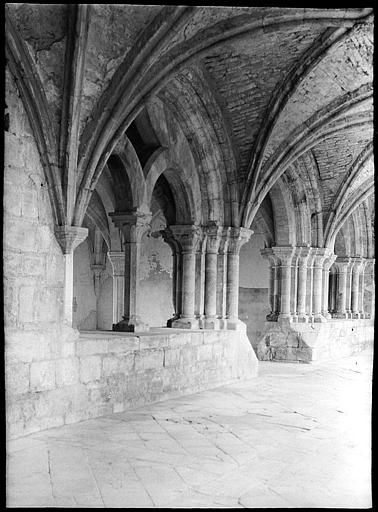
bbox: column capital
[107,251,125,276]
[90,263,106,277]
[109,211,151,243]
[167,224,203,253]
[218,227,230,254]
[297,246,312,266]
[271,245,295,265]
[205,225,223,254]
[261,247,279,266]
[364,258,375,275]
[351,257,364,273]
[227,227,253,254]
[313,247,332,268]
[55,225,88,254]
[323,252,337,270]
[334,256,352,272]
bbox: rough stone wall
[4,68,77,438]
[7,329,258,440]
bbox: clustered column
[261,246,334,323]
[162,224,252,330]
[331,256,374,320]
[109,211,151,332]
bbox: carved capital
[168,224,203,253]
[297,246,312,267]
[55,225,88,254]
[205,225,223,254]
[227,227,253,254]
[334,256,352,273]
[313,247,332,268]
[271,246,295,266]
[107,251,125,276]
[109,211,151,244]
[218,227,230,254]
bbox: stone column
[345,258,355,318]
[91,263,106,329]
[271,246,295,322]
[203,225,222,329]
[364,258,375,319]
[312,248,329,322]
[306,249,316,322]
[328,266,337,316]
[55,225,88,325]
[351,258,363,318]
[334,257,351,318]
[107,251,125,328]
[260,248,280,322]
[358,259,367,318]
[169,225,203,329]
[216,228,230,329]
[195,231,207,328]
[322,253,336,320]
[161,229,182,326]
[297,247,311,323]
[109,211,151,332]
[290,248,300,322]
[226,227,253,330]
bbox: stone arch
[144,148,201,225]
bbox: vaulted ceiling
[5,5,374,256]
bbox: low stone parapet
[6,328,258,439]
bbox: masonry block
[79,355,102,383]
[55,358,80,387]
[6,362,30,395]
[18,286,35,322]
[30,360,56,391]
[135,349,164,371]
[77,339,108,357]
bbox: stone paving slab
[6,348,372,508]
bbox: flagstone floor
[7,348,373,508]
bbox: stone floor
[7,348,373,508]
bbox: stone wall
[238,235,270,352]
[7,329,258,439]
[257,319,374,363]
[239,288,270,352]
[4,68,78,439]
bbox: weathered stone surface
[30,361,56,391]
[79,356,102,384]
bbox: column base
[297,314,309,323]
[203,316,220,330]
[352,312,361,319]
[171,317,200,329]
[166,315,179,327]
[113,317,150,332]
[266,312,279,322]
[313,314,327,323]
[333,312,348,319]
[322,311,332,320]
